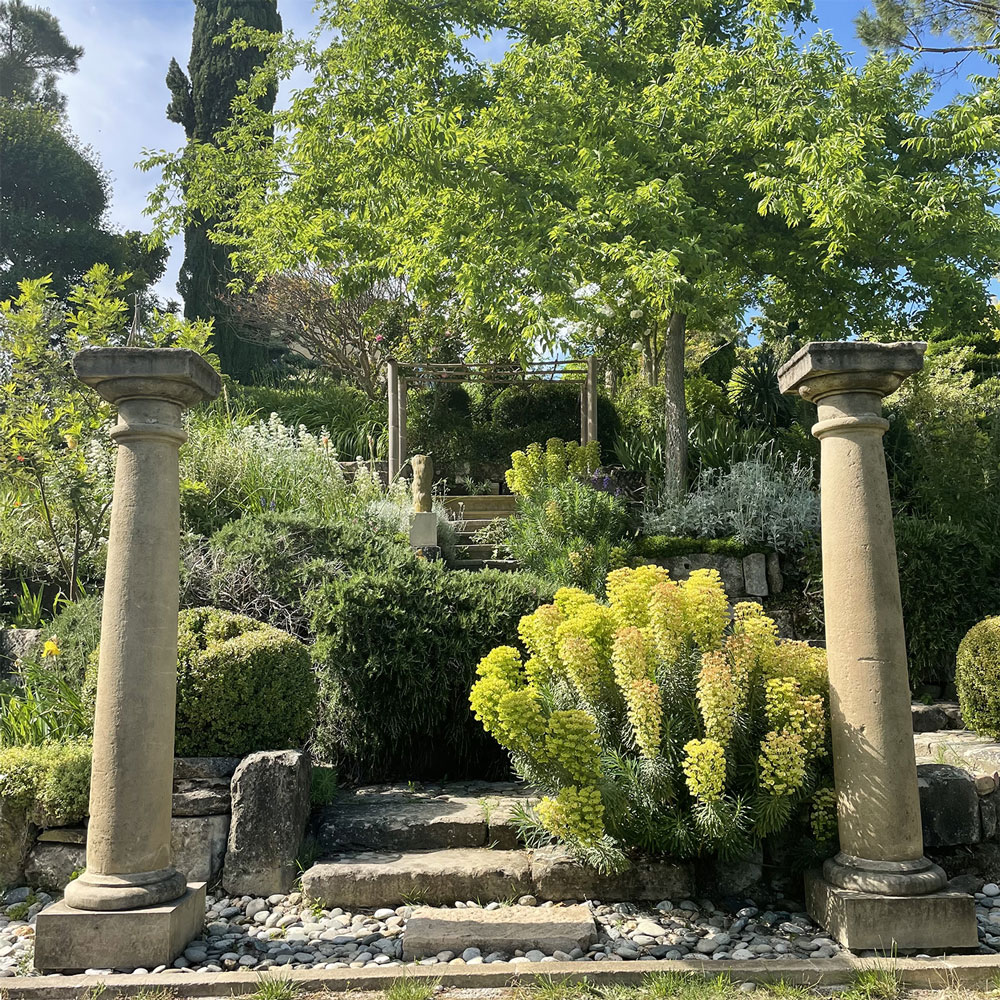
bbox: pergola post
[397,375,408,476]
[586,356,598,446]
[580,381,588,447]
[387,358,399,481]
[778,341,976,952]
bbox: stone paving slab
[402,904,597,959]
[914,731,1000,774]
[6,956,1000,998]
[313,784,537,853]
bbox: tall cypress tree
[166,0,280,381]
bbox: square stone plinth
[805,871,977,952]
[33,882,206,972]
[410,511,438,548]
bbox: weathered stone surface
[0,628,41,672]
[657,554,746,600]
[915,731,1000,773]
[765,552,783,594]
[911,703,949,733]
[36,826,86,844]
[172,784,231,817]
[531,846,694,902]
[0,799,35,887]
[700,846,763,896]
[402,904,596,959]
[34,882,206,972]
[918,763,981,848]
[223,750,311,896]
[302,849,534,908]
[24,842,85,890]
[173,757,241,781]
[982,791,1000,841]
[171,814,229,883]
[805,871,977,951]
[742,553,768,597]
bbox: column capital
[73,348,221,409]
[778,341,926,404]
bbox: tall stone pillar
[35,348,220,972]
[387,358,400,481]
[779,341,976,952]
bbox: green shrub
[83,607,316,757]
[0,658,90,746]
[173,608,316,757]
[470,566,833,865]
[957,617,1000,738]
[45,594,103,685]
[635,535,765,558]
[307,558,554,782]
[895,516,1000,687]
[0,741,91,825]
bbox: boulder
[657,554,746,600]
[0,799,35,887]
[402,904,596,959]
[23,842,85,891]
[530,846,694,902]
[742,553,768,598]
[222,750,311,896]
[172,814,230,882]
[172,783,231,817]
[173,757,242,781]
[918,763,981,847]
[911,703,949,733]
[0,628,41,676]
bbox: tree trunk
[662,310,688,498]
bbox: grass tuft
[384,975,441,1000]
[251,974,303,1000]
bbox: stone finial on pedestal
[34,348,220,972]
[410,454,439,553]
[778,341,977,952]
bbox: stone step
[457,543,510,559]
[312,783,535,854]
[445,495,517,512]
[302,846,694,909]
[453,559,520,572]
[911,701,963,733]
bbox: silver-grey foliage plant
[643,457,819,553]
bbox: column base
[64,866,187,911]
[805,870,978,952]
[33,882,206,972]
[824,851,947,896]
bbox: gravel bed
[2,877,996,976]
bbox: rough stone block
[0,628,41,673]
[0,799,35,887]
[659,554,746,600]
[805,871,977,951]
[173,757,241,781]
[223,750,311,896]
[765,552,783,594]
[302,849,533,908]
[983,792,1000,841]
[33,882,206,972]
[530,846,694,902]
[37,826,86,844]
[911,703,949,733]
[402,904,597,959]
[24,842,85,891]
[172,784,231,817]
[918,763,981,847]
[171,814,229,883]
[742,553,768,597]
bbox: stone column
[779,341,976,952]
[586,357,598,446]
[35,348,220,972]
[397,375,408,474]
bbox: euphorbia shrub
[470,565,834,866]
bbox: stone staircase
[300,781,694,908]
[444,495,519,571]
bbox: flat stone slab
[915,730,1000,774]
[531,846,695,902]
[402,904,597,959]
[313,782,536,852]
[302,849,534,907]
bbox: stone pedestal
[410,511,439,548]
[779,341,976,951]
[34,348,219,971]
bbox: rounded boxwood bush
[957,616,1000,739]
[174,608,316,756]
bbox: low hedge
[634,535,769,559]
[0,741,91,825]
[957,617,1000,739]
[307,557,555,782]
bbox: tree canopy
[144,0,1000,493]
[857,0,1000,56]
[0,0,82,112]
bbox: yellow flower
[496,688,547,755]
[811,787,839,845]
[758,730,807,797]
[682,738,727,802]
[697,649,746,748]
[536,785,605,846]
[545,709,603,784]
[626,677,662,759]
[41,637,61,658]
[606,565,670,632]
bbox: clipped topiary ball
[175,607,316,757]
[956,616,1000,739]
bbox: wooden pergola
[386,357,600,480]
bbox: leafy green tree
[145,0,1000,496]
[0,267,216,598]
[164,0,282,382]
[1,101,168,300]
[0,0,82,112]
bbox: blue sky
[43,0,994,305]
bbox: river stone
[223,750,311,895]
[402,904,597,959]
